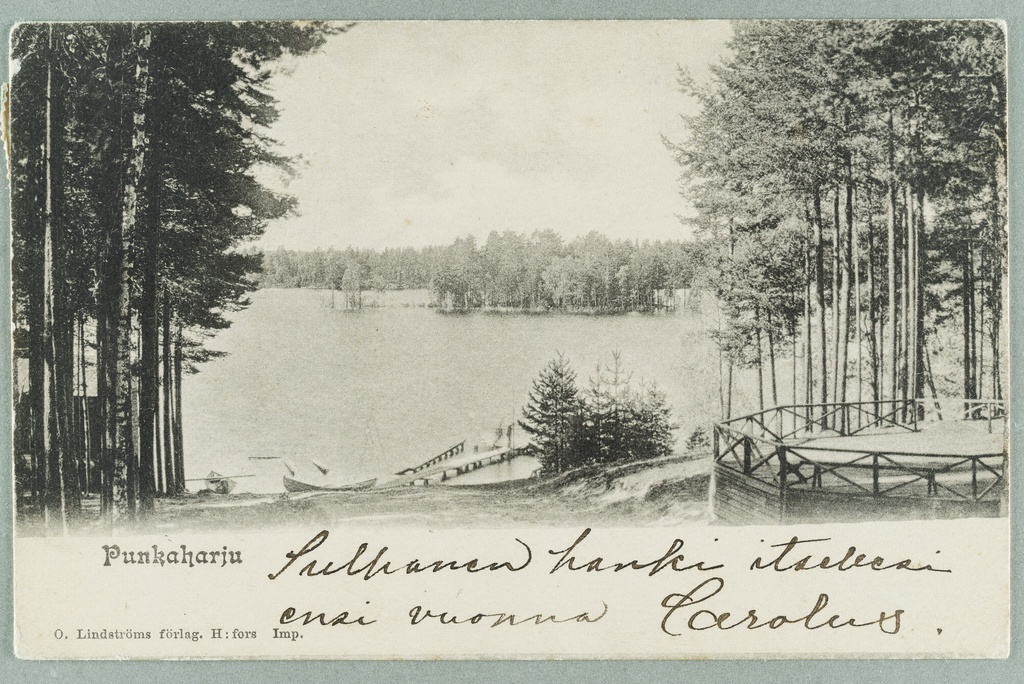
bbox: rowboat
[282,475,376,493]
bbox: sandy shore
[17,454,712,536]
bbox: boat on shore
[282,475,377,493]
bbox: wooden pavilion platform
[711,398,1008,525]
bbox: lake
[181,288,729,493]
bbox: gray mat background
[1,1,1020,681]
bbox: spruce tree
[519,354,583,473]
[521,354,677,473]
[625,384,676,460]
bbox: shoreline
[14,454,712,537]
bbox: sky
[255,21,734,251]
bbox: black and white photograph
[6,19,1011,659]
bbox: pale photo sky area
[256,21,734,251]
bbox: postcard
[6,19,1009,659]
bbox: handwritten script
[264,528,950,637]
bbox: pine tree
[671,20,1007,420]
[518,354,584,474]
[10,21,340,527]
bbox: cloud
[258,21,733,250]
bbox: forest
[256,233,700,313]
[668,20,1007,421]
[10,22,339,530]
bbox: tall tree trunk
[162,294,176,493]
[113,25,153,521]
[766,308,778,407]
[95,27,128,522]
[173,323,185,491]
[977,245,985,399]
[803,223,813,412]
[922,333,942,411]
[791,334,798,436]
[900,185,912,410]
[96,289,109,516]
[913,189,926,404]
[988,235,1003,400]
[129,328,140,509]
[867,205,879,406]
[77,315,91,496]
[138,60,163,512]
[886,110,898,404]
[138,181,159,512]
[854,211,863,407]
[989,145,1007,400]
[55,310,77,517]
[962,238,975,400]
[813,188,828,421]
[27,156,47,514]
[755,305,765,413]
[74,319,83,494]
[717,335,725,420]
[154,385,164,496]
[831,189,841,405]
[725,360,733,421]
[837,157,854,417]
[43,25,69,533]
[802,233,811,428]
[907,185,918,403]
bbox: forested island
[255,233,699,313]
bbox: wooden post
[743,437,751,474]
[972,458,978,500]
[872,453,880,497]
[778,445,788,524]
[778,446,788,488]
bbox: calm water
[182,288,724,492]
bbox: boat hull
[282,476,376,493]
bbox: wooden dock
[712,398,1008,525]
[383,443,533,487]
[394,441,466,476]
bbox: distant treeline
[256,230,700,312]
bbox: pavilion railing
[713,398,1007,504]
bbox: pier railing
[713,398,1007,505]
[395,441,466,476]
